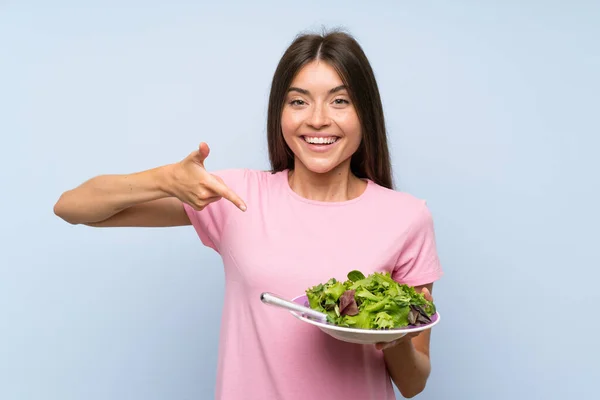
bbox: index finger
[209,177,247,211]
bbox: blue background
[1,1,598,399]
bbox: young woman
[54,30,443,400]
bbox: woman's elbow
[399,384,426,399]
[53,193,78,224]
[395,378,428,399]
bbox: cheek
[337,113,362,140]
[281,110,299,138]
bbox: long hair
[266,29,394,189]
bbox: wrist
[154,164,177,197]
[383,336,414,356]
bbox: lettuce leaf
[305,270,436,330]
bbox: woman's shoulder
[367,181,427,210]
[209,168,284,191]
[365,181,435,229]
[210,167,282,180]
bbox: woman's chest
[219,208,404,297]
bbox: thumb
[421,287,433,301]
[195,142,210,165]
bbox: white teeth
[304,136,338,144]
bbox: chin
[305,165,336,175]
[297,157,346,175]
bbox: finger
[375,340,397,351]
[212,174,225,184]
[420,287,432,301]
[208,178,247,211]
[202,195,222,205]
[188,196,221,211]
[196,142,210,165]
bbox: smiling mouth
[302,136,340,145]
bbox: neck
[287,160,367,202]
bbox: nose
[307,104,331,129]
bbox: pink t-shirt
[183,169,443,400]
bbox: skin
[53,143,245,227]
[280,60,434,398]
[378,285,434,398]
[281,60,367,202]
[53,60,433,398]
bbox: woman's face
[281,61,362,175]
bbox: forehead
[290,60,344,89]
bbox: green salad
[305,270,436,330]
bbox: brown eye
[290,99,306,106]
[333,98,350,105]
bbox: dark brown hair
[267,29,394,189]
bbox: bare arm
[383,283,434,398]
[53,143,246,227]
[53,166,188,226]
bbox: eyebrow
[287,85,347,95]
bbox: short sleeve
[182,168,248,253]
[392,202,444,287]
